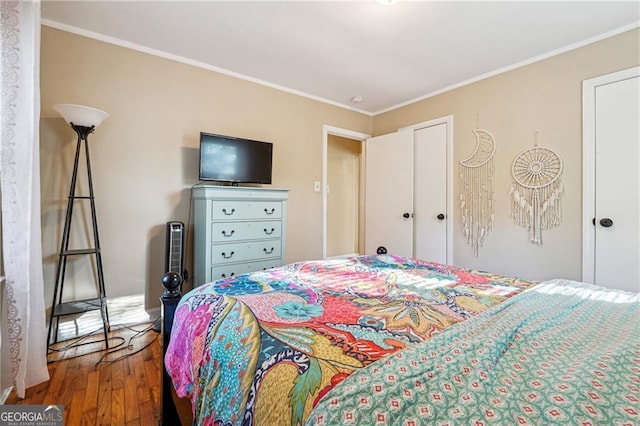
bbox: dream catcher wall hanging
[460,128,496,257]
[509,133,564,244]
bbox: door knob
[599,218,613,228]
[403,212,410,219]
[437,213,445,220]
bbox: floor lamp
[47,104,111,352]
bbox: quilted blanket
[306,279,640,425]
[165,254,534,425]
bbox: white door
[414,124,448,263]
[364,129,414,257]
[583,67,640,292]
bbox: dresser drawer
[211,259,282,281]
[212,240,282,265]
[211,221,282,243]
[211,201,282,221]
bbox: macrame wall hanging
[509,132,564,244]
[460,123,496,257]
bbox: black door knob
[437,213,445,220]
[402,212,410,219]
[599,218,613,228]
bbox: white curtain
[0,0,49,397]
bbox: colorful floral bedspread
[306,279,640,425]
[165,254,535,425]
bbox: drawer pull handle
[264,228,275,235]
[264,208,276,215]
[263,247,275,254]
[222,208,235,215]
[222,230,235,237]
[221,251,235,259]
[221,272,235,278]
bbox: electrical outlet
[314,181,321,192]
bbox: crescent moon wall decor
[508,141,564,244]
[459,129,496,256]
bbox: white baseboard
[146,306,160,320]
[0,386,13,404]
[327,253,359,259]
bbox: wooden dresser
[193,185,289,286]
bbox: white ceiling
[41,1,639,115]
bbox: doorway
[327,135,363,257]
[322,126,370,259]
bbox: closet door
[593,73,639,290]
[364,129,413,257]
[413,123,448,263]
[583,67,639,292]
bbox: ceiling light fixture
[350,96,364,104]
[376,0,398,5]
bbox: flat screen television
[199,132,273,184]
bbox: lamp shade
[53,104,109,128]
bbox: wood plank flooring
[5,323,162,426]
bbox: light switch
[314,181,321,192]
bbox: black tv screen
[199,132,273,184]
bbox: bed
[162,254,639,425]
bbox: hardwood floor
[6,323,162,426]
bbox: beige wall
[373,28,640,281]
[40,27,372,309]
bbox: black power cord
[47,319,161,365]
